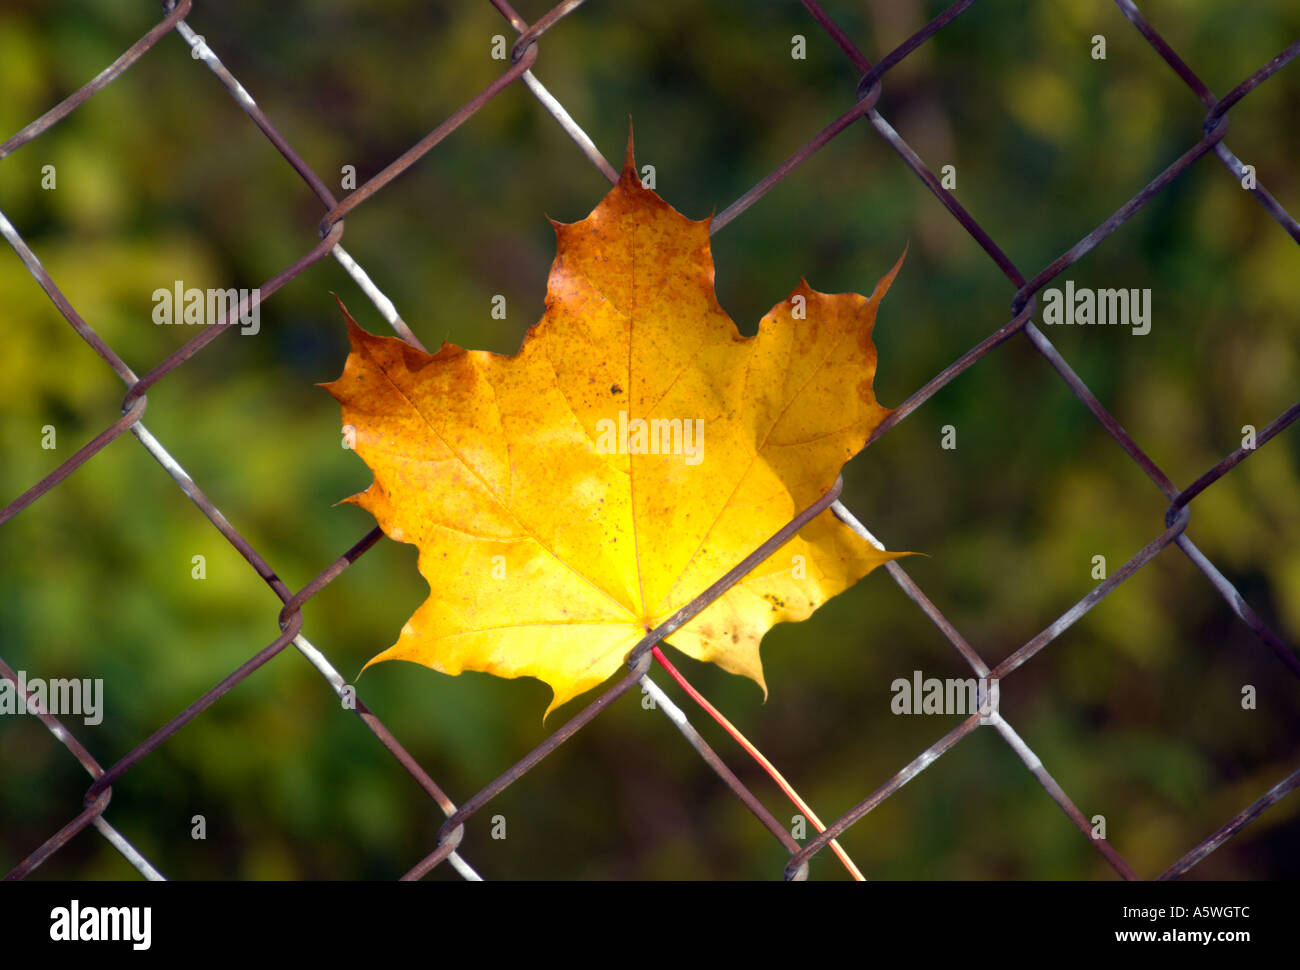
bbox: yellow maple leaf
[323,142,907,717]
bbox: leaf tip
[330,291,354,323]
[873,246,908,301]
[619,119,639,186]
[334,491,366,510]
[541,690,570,725]
[854,247,908,335]
[331,295,373,348]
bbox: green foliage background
[1,0,1298,880]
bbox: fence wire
[2,0,1298,881]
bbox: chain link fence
[2,0,1297,881]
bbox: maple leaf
[323,140,907,717]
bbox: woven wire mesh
[1,0,1297,881]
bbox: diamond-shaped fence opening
[1,0,1297,881]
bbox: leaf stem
[650,645,865,880]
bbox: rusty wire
[1,0,1298,882]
